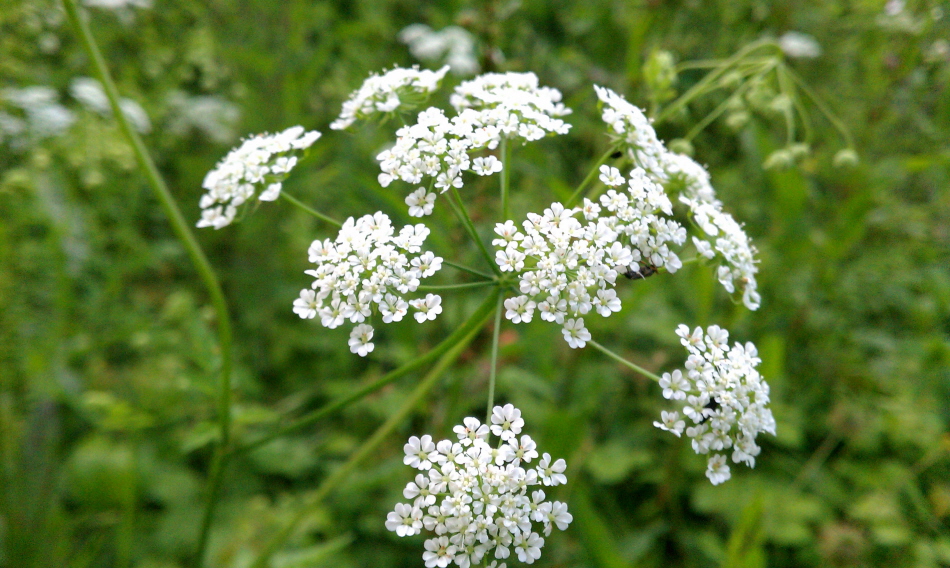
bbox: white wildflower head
[196,126,320,229]
[399,24,480,76]
[655,324,776,485]
[330,65,451,131]
[492,167,687,347]
[295,212,444,356]
[594,85,761,310]
[389,407,572,566]
[377,71,572,216]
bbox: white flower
[292,289,319,319]
[331,65,450,130]
[598,164,624,186]
[779,31,822,59]
[298,212,444,353]
[386,503,423,536]
[706,454,731,485]
[561,318,590,349]
[490,404,525,441]
[411,293,443,322]
[197,126,320,229]
[656,324,775,484]
[377,72,571,215]
[504,296,536,324]
[404,435,437,470]
[390,407,570,566]
[537,453,567,486]
[347,324,375,357]
[406,187,437,217]
[472,155,503,175]
[653,410,685,437]
[399,24,480,76]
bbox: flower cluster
[653,325,776,485]
[196,126,320,229]
[294,212,444,356]
[493,166,686,348]
[595,86,760,309]
[377,72,572,216]
[387,405,572,567]
[330,65,451,131]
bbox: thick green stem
[233,289,500,456]
[61,3,234,566]
[249,308,489,568]
[484,294,505,422]
[280,191,342,227]
[588,339,662,383]
[565,147,616,209]
[500,138,511,219]
[447,187,502,276]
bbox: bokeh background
[2,0,949,567]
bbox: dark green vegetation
[1,0,949,567]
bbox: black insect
[610,150,623,159]
[624,264,658,280]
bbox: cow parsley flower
[388,407,572,566]
[377,72,572,215]
[330,65,451,131]
[296,212,444,356]
[492,169,686,348]
[594,86,761,310]
[654,324,776,485]
[197,126,321,229]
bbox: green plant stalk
[249,305,490,568]
[280,191,342,227]
[500,137,511,219]
[565,147,616,209]
[60,3,234,566]
[588,339,662,383]
[447,187,502,276]
[442,260,495,280]
[416,280,497,291]
[233,289,501,456]
[484,294,505,422]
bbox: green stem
[447,187,502,276]
[588,339,662,383]
[280,191,342,227]
[500,137,511,219]
[248,309,488,568]
[655,40,782,125]
[565,147,616,209]
[442,260,495,280]
[416,281,496,291]
[783,65,855,148]
[61,3,234,566]
[484,294,505,422]
[682,65,768,143]
[232,289,500,456]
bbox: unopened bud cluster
[387,405,572,567]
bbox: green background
[1,0,948,567]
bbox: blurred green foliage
[1,0,949,567]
